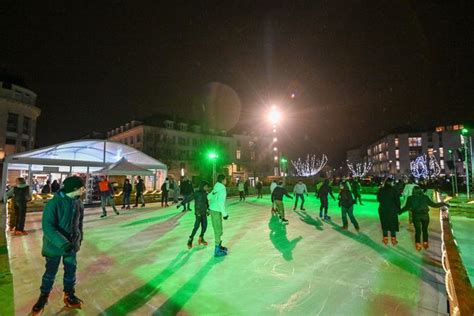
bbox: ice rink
[8,193,447,315]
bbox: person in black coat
[51,180,60,193]
[317,179,335,220]
[256,181,263,198]
[400,186,448,251]
[122,178,132,209]
[5,177,31,235]
[180,176,194,211]
[177,181,210,248]
[338,182,359,231]
[376,178,401,246]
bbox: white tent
[93,158,154,176]
[1,139,167,198]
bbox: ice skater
[317,179,335,220]
[238,180,245,201]
[256,180,263,198]
[161,177,169,207]
[293,179,308,211]
[177,181,210,248]
[401,177,417,224]
[272,181,293,224]
[31,176,85,315]
[122,178,132,209]
[134,177,146,207]
[98,176,119,217]
[377,178,401,245]
[180,176,194,211]
[399,186,448,251]
[270,180,278,215]
[338,182,359,231]
[5,177,31,235]
[208,174,229,257]
[351,178,363,205]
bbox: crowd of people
[1,173,448,315]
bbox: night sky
[1,1,473,164]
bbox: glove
[223,215,229,220]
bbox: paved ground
[7,193,447,315]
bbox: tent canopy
[93,158,154,176]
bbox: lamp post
[268,105,282,176]
[208,152,218,184]
[448,149,458,196]
[461,128,470,199]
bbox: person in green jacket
[399,186,448,251]
[31,176,86,315]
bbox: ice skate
[31,293,49,315]
[63,292,83,309]
[100,213,107,218]
[214,245,227,257]
[187,238,193,249]
[198,236,208,246]
[281,218,289,224]
[423,242,429,249]
[415,243,422,251]
[324,215,331,221]
[382,237,389,245]
[219,241,228,252]
[391,237,398,246]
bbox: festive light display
[347,161,373,177]
[410,154,441,178]
[291,154,328,176]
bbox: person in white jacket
[270,180,278,215]
[293,179,308,211]
[208,174,229,257]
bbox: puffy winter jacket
[208,181,227,216]
[42,190,84,257]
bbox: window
[440,159,445,169]
[435,126,445,132]
[21,140,28,148]
[439,147,444,158]
[385,151,389,160]
[7,113,18,132]
[250,151,256,160]
[394,138,399,147]
[23,117,31,134]
[395,149,399,159]
[408,137,422,147]
[5,138,16,145]
[461,135,465,145]
[236,150,241,160]
[396,161,400,171]
[409,149,422,157]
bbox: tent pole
[153,169,157,190]
[103,140,106,164]
[85,166,90,204]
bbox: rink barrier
[436,191,473,315]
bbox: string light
[291,154,328,176]
[410,154,441,178]
[347,161,373,177]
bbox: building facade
[364,124,472,177]
[0,77,41,160]
[107,119,273,182]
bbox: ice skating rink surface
[8,193,447,315]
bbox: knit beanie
[63,176,84,193]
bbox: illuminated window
[408,137,422,147]
[453,125,459,131]
[461,135,465,145]
[435,126,445,132]
[440,159,445,169]
[439,147,444,158]
[395,149,399,159]
[236,150,241,160]
[250,151,256,160]
[368,149,371,155]
[395,138,399,147]
[385,151,389,160]
[396,161,400,170]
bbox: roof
[93,158,154,176]
[4,139,167,170]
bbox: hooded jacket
[401,187,444,216]
[42,190,84,257]
[181,182,209,216]
[208,181,227,216]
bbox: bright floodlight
[208,152,218,159]
[268,105,282,124]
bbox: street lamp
[208,152,218,184]
[268,105,283,176]
[460,127,472,198]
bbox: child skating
[317,179,335,220]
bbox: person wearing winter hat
[31,176,85,315]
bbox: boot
[342,225,348,230]
[382,237,389,245]
[415,243,422,251]
[324,215,331,221]
[214,245,227,257]
[423,242,429,249]
[31,293,49,315]
[187,238,193,249]
[63,292,83,309]
[391,237,398,246]
[219,241,228,252]
[100,213,107,218]
[198,236,208,246]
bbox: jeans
[257,189,262,198]
[341,205,359,229]
[275,200,285,219]
[383,230,396,237]
[210,210,223,246]
[239,191,245,201]
[190,214,208,239]
[161,191,168,206]
[40,254,77,295]
[294,194,305,209]
[122,193,130,207]
[183,194,192,210]
[14,201,27,231]
[135,192,145,206]
[413,214,430,243]
[101,195,118,214]
[320,198,328,216]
